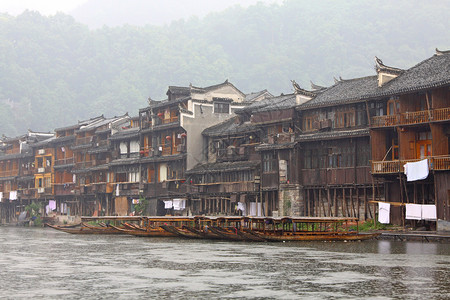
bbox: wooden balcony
[75,160,94,169]
[162,116,179,124]
[75,136,93,146]
[54,183,75,196]
[55,157,75,166]
[217,146,249,162]
[371,108,450,128]
[371,155,450,174]
[0,169,19,177]
[301,166,371,186]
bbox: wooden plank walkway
[378,231,450,243]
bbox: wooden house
[295,77,377,220]
[366,50,450,225]
[138,80,250,215]
[0,131,53,223]
[187,115,262,215]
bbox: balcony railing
[75,160,94,169]
[75,136,93,146]
[371,155,450,174]
[371,108,449,127]
[0,169,19,177]
[162,116,179,124]
[55,157,75,166]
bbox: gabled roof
[244,90,273,102]
[166,86,190,96]
[190,79,246,98]
[76,114,129,133]
[363,50,450,99]
[202,116,259,137]
[299,76,378,109]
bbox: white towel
[249,202,257,216]
[164,200,173,209]
[237,202,246,213]
[421,205,437,220]
[378,202,390,224]
[115,184,120,196]
[406,204,422,220]
[9,190,17,200]
[0,192,3,199]
[404,159,429,182]
[48,200,56,210]
[172,199,186,210]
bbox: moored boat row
[46,216,380,242]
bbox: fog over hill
[70,0,282,28]
[0,0,448,136]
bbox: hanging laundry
[421,204,437,220]
[48,200,56,211]
[0,192,3,199]
[237,202,246,213]
[164,200,173,209]
[405,204,422,220]
[172,199,186,210]
[404,159,429,182]
[9,191,17,200]
[115,184,120,196]
[378,202,390,224]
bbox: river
[0,227,448,299]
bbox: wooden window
[304,116,314,131]
[214,102,229,114]
[304,150,312,169]
[262,152,277,173]
[336,111,355,128]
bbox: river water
[0,227,448,299]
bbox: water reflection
[0,227,448,299]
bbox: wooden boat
[161,224,204,239]
[245,216,381,242]
[182,225,222,240]
[46,223,124,234]
[109,224,175,237]
[207,226,247,241]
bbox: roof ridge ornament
[436,48,450,55]
[374,56,403,75]
[310,80,326,91]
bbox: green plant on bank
[25,202,43,226]
[134,196,148,216]
[351,220,393,232]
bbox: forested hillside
[0,0,448,136]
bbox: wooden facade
[0,52,448,228]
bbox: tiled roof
[167,86,190,95]
[362,52,450,99]
[244,90,273,102]
[237,93,296,114]
[109,128,140,141]
[202,117,259,137]
[186,160,260,175]
[255,142,296,151]
[296,128,369,142]
[300,76,378,109]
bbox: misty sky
[1,0,282,17]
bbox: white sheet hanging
[421,204,437,220]
[405,204,422,220]
[404,159,429,182]
[164,200,173,209]
[9,191,17,200]
[378,202,390,224]
[172,199,186,210]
